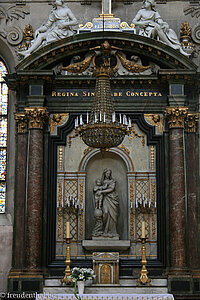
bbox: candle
[87,112,89,123]
[142,221,145,238]
[103,112,106,122]
[119,114,122,123]
[66,222,70,238]
[100,111,102,122]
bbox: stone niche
[85,151,128,241]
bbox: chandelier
[75,41,131,150]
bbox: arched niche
[85,150,129,240]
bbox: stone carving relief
[184,6,200,45]
[0,5,29,46]
[18,0,78,58]
[92,169,119,239]
[132,0,190,56]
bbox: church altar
[36,294,174,300]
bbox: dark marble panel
[169,128,186,269]
[26,129,43,269]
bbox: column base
[8,268,43,293]
[168,270,200,296]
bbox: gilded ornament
[49,113,69,134]
[165,107,188,129]
[79,181,84,239]
[151,181,155,208]
[180,22,195,54]
[18,24,34,51]
[116,51,151,73]
[151,146,155,171]
[100,264,111,284]
[14,113,27,133]
[58,180,62,207]
[117,144,130,155]
[68,131,79,147]
[129,125,145,146]
[186,113,199,133]
[57,211,62,240]
[144,114,163,134]
[120,22,135,29]
[152,213,156,240]
[25,107,49,129]
[61,53,95,74]
[59,147,63,171]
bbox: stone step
[44,278,167,287]
[43,278,168,294]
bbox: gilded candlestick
[137,236,151,286]
[61,235,72,284]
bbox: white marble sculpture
[19,0,77,58]
[92,169,119,238]
[132,0,190,56]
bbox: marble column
[13,113,27,269]
[186,113,199,270]
[24,107,48,270]
[165,107,188,271]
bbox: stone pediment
[16,31,198,72]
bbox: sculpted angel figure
[132,0,189,56]
[19,0,78,58]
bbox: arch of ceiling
[16,31,197,72]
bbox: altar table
[36,294,174,300]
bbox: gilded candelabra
[61,224,72,284]
[137,222,151,286]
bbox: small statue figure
[92,169,119,239]
[94,179,107,209]
[19,0,77,58]
[132,0,190,56]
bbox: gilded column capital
[186,113,199,133]
[14,113,27,133]
[24,107,49,129]
[165,107,188,129]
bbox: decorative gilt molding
[24,107,49,129]
[49,113,69,134]
[14,113,27,133]
[61,53,94,74]
[79,181,84,240]
[165,107,188,129]
[116,51,152,73]
[151,146,155,171]
[144,114,163,134]
[129,125,145,146]
[186,113,199,132]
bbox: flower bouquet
[68,267,95,298]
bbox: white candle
[95,112,97,123]
[87,112,89,123]
[142,221,145,238]
[100,111,102,121]
[119,114,122,123]
[129,118,131,128]
[80,115,83,125]
[66,222,70,238]
[103,112,106,122]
